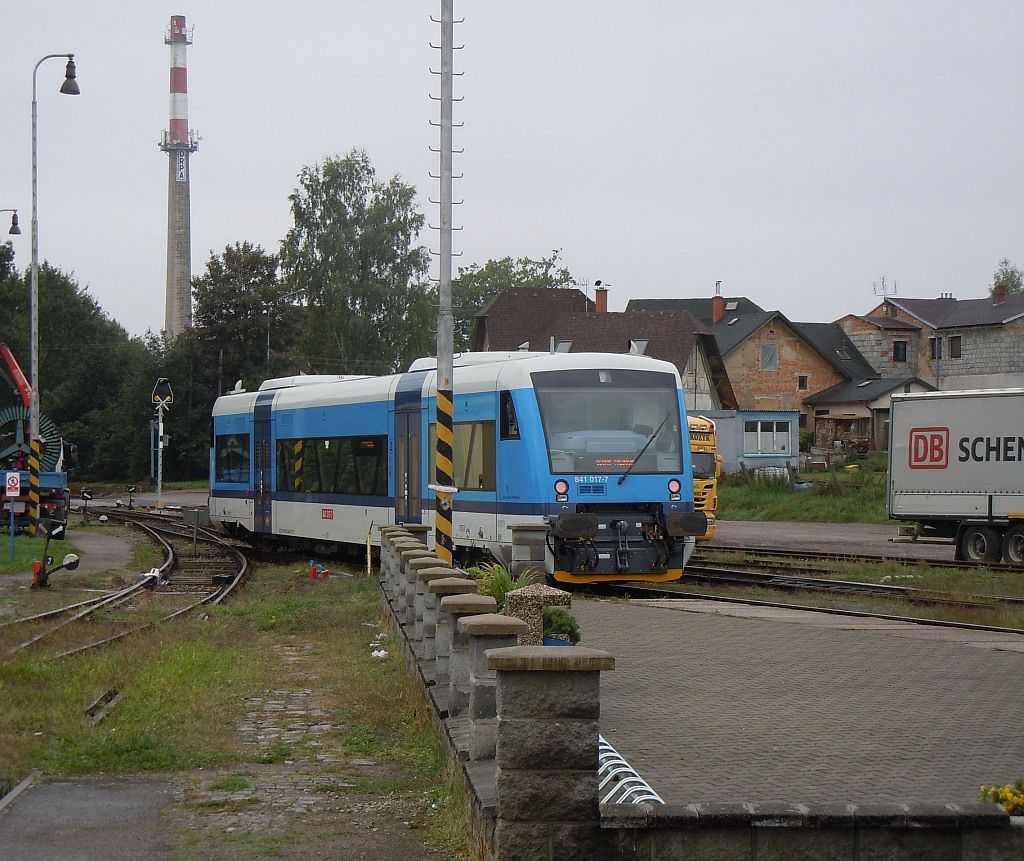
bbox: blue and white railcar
[208,352,706,584]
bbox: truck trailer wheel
[959,525,1002,564]
[1002,525,1024,566]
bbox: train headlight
[667,478,682,501]
[554,479,569,502]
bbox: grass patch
[719,473,890,523]
[0,563,470,858]
[0,534,82,575]
[207,774,250,792]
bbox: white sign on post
[5,472,20,498]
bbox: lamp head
[60,57,80,95]
[8,213,21,235]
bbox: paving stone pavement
[236,642,341,763]
[573,597,1024,806]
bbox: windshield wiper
[617,414,670,485]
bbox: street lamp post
[0,210,21,235]
[30,53,79,441]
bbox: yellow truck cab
[687,415,721,541]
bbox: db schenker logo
[909,427,949,469]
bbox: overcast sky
[3,2,1022,339]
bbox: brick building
[839,287,1024,389]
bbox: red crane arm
[0,343,32,409]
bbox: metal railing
[598,735,664,804]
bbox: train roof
[212,351,683,417]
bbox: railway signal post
[151,378,173,510]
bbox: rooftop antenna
[872,276,897,298]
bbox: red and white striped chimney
[160,14,199,341]
[168,15,190,145]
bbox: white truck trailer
[888,388,1024,563]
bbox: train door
[393,371,429,525]
[253,392,274,533]
[395,410,422,523]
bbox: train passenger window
[429,421,496,491]
[276,435,387,496]
[500,391,520,440]
[215,434,250,483]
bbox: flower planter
[542,635,574,646]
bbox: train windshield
[531,368,683,475]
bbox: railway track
[0,509,248,660]
[694,544,1024,574]
[596,580,1024,637]
[585,549,1024,636]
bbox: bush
[463,561,538,613]
[542,607,581,644]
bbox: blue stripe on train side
[395,370,429,411]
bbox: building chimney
[992,283,1008,305]
[595,284,608,313]
[711,294,725,324]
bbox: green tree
[453,251,577,350]
[192,241,302,394]
[992,258,1022,296]
[0,252,151,481]
[281,149,434,374]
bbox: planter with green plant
[542,606,581,645]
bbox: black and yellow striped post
[292,440,303,491]
[28,437,41,536]
[434,387,454,566]
[433,0,457,567]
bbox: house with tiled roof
[628,294,941,455]
[629,296,864,430]
[839,286,1024,389]
[470,286,736,411]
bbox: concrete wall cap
[508,583,572,602]
[400,548,436,560]
[440,594,497,613]
[417,566,459,582]
[408,555,445,570]
[485,645,614,671]
[457,613,531,635]
[428,577,478,594]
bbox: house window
[760,343,779,371]
[797,374,808,391]
[948,335,962,359]
[893,340,907,362]
[929,337,942,360]
[743,420,790,454]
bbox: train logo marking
[909,427,948,469]
[321,508,334,520]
